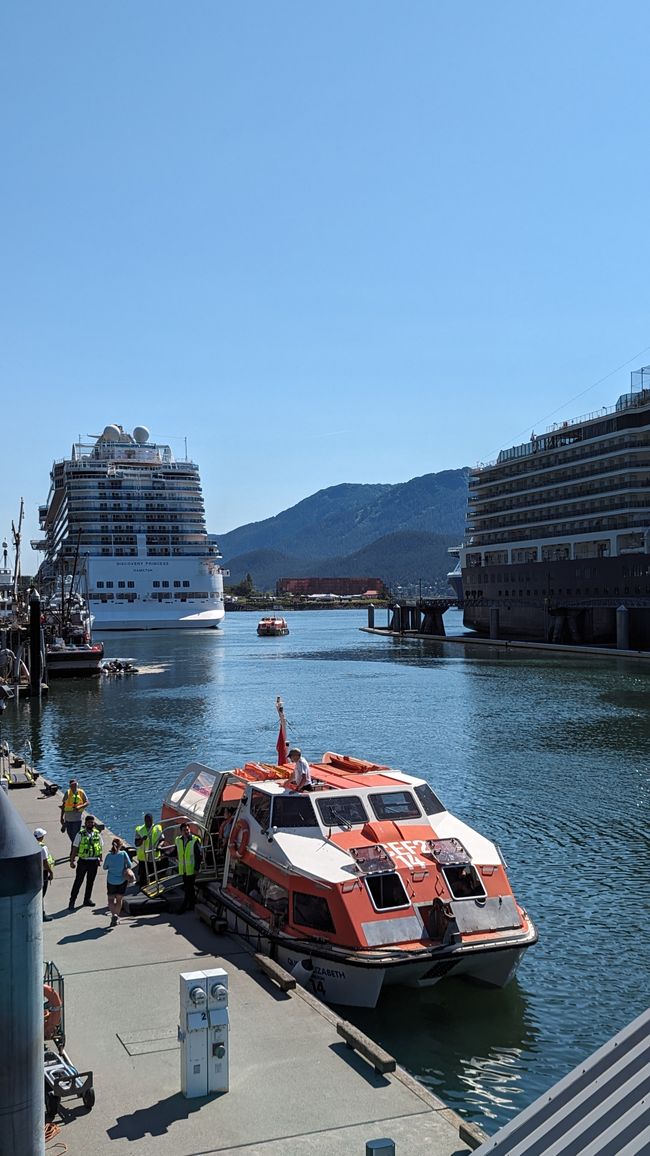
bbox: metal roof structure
[472,1006,649,1156]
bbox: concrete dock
[8,779,485,1155]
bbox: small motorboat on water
[257,616,289,637]
[153,700,537,1008]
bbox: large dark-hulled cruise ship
[460,366,650,648]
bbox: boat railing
[141,818,219,897]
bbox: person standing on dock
[103,837,134,927]
[34,828,54,921]
[134,812,164,889]
[287,748,314,792]
[175,823,202,912]
[60,778,89,844]
[68,814,103,910]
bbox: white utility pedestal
[205,967,230,1093]
[178,968,230,1098]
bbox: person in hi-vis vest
[60,778,89,843]
[175,823,202,912]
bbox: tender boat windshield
[171,769,217,817]
[271,795,318,828]
[414,782,446,816]
[368,790,421,820]
[316,796,368,827]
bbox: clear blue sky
[3,2,650,573]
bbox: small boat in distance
[153,701,537,1007]
[257,616,289,637]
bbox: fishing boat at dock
[42,586,104,678]
[154,701,537,1008]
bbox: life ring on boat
[230,819,250,859]
[43,984,62,1039]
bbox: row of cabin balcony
[467,453,650,503]
[59,546,212,559]
[465,529,650,567]
[469,428,650,486]
[466,512,650,549]
[467,480,650,520]
[467,495,650,534]
[60,534,207,550]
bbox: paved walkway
[10,779,484,1156]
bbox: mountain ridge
[218,467,468,592]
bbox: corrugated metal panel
[472,1007,650,1156]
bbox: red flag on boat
[275,696,288,764]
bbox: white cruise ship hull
[88,557,224,631]
[94,604,224,631]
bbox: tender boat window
[444,864,486,900]
[250,789,272,830]
[414,782,446,816]
[172,770,217,818]
[293,891,336,933]
[368,791,421,821]
[366,872,410,911]
[228,863,288,917]
[271,795,318,828]
[316,796,368,827]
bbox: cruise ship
[460,366,650,649]
[34,424,227,630]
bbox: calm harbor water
[5,608,649,1132]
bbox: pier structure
[6,781,485,1155]
[384,598,455,636]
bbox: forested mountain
[218,468,468,593]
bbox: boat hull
[46,644,104,677]
[462,555,650,648]
[94,607,224,631]
[214,892,536,1008]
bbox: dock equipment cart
[43,960,95,1121]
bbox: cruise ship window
[162,581,169,588]
[153,581,160,588]
[183,581,190,588]
[97,582,104,589]
[174,581,181,588]
[106,581,113,588]
[118,581,125,588]
[128,581,134,588]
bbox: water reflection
[3,610,650,1132]
[345,978,539,1124]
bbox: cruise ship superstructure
[34,424,226,630]
[460,367,650,648]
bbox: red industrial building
[276,577,387,597]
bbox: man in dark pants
[69,815,104,910]
[175,823,202,912]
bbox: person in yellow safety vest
[175,822,203,912]
[134,812,164,889]
[60,778,89,844]
[68,815,104,909]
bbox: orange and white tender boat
[159,702,537,1008]
[257,616,289,636]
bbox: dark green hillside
[217,468,468,561]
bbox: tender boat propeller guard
[155,700,537,1008]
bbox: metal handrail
[141,818,218,896]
